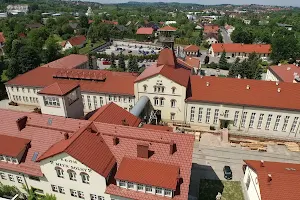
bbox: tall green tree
[110,53,117,69]
[118,53,126,71]
[128,56,139,72]
[218,51,228,70]
[43,35,62,63]
[228,57,241,77]
[231,27,254,44]
[79,15,89,29]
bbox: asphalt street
[220,28,233,43]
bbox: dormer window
[55,167,64,178]
[6,156,12,163]
[80,172,89,184]
[0,155,4,161]
[160,98,165,107]
[12,158,18,164]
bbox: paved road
[220,28,232,43]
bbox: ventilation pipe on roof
[16,116,28,131]
[267,174,272,182]
[260,160,264,167]
[277,88,281,93]
[64,133,69,140]
[113,136,119,145]
[169,141,177,155]
[246,85,250,90]
[206,82,210,87]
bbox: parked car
[223,166,232,180]
[128,50,132,53]
[103,61,111,65]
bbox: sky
[82,0,300,7]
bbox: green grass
[79,40,105,54]
[199,179,244,200]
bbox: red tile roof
[38,82,79,96]
[184,45,200,52]
[40,54,88,69]
[6,68,137,96]
[88,102,141,127]
[66,35,86,47]
[136,27,154,35]
[204,25,219,34]
[268,64,300,82]
[38,123,116,178]
[244,160,300,200]
[115,157,179,190]
[102,20,118,25]
[158,25,177,31]
[177,56,201,69]
[0,109,89,176]
[187,76,300,111]
[0,32,5,43]
[142,124,173,132]
[0,135,31,157]
[212,43,271,54]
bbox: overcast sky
[82,0,300,7]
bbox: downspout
[22,173,30,192]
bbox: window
[33,89,36,93]
[190,107,195,122]
[36,98,38,103]
[282,116,290,132]
[51,185,59,192]
[114,96,117,102]
[127,182,134,189]
[249,113,256,128]
[70,189,78,197]
[67,90,78,105]
[0,173,6,180]
[29,97,32,103]
[87,96,92,110]
[81,173,89,184]
[78,191,84,199]
[98,196,105,200]
[274,115,281,131]
[129,98,132,103]
[213,109,219,124]
[198,108,203,122]
[119,96,122,102]
[55,167,64,178]
[154,86,157,92]
[154,97,159,106]
[171,99,176,108]
[233,111,239,126]
[0,155,4,161]
[241,112,247,128]
[22,88,25,92]
[137,184,144,191]
[28,88,30,93]
[12,158,18,164]
[68,170,76,181]
[43,96,60,107]
[246,175,251,190]
[164,189,172,197]
[161,87,165,93]
[206,108,211,123]
[119,180,126,188]
[11,87,14,92]
[170,113,175,121]
[6,156,12,163]
[290,117,299,133]
[16,176,23,183]
[90,194,97,200]
[108,96,112,101]
[224,110,229,118]
[143,85,147,92]
[265,114,273,130]
[93,96,98,109]
[23,96,26,102]
[146,185,152,193]
[16,87,19,92]
[99,97,103,106]
[155,187,163,195]
[172,87,176,94]
[257,114,264,129]
[124,97,127,103]
[58,186,65,194]
[8,174,14,182]
[160,98,165,106]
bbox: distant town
[0,1,300,200]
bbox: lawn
[79,40,105,54]
[192,30,201,37]
[199,179,244,200]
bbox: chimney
[287,67,291,70]
[169,140,177,155]
[64,133,69,140]
[246,85,250,90]
[122,119,129,126]
[260,160,264,167]
[267,174,272,182]
[137,143,149,158]
[275,81,279,86]
[277,88,281,93]
[278,63,281,66]
[206,82,210,86]
[113,136,119,145]
[16,116,28,131]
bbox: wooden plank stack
[284,142,300,152]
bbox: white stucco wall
[206,37,218,45]
[265,69,279,82]
[209,47,270,59]
[243,167,261,200]
[5,85,41,106]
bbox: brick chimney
[113,136,119,145]
[16,116,28,131]
[137,143,149,158]
[260,160,264,167]
[169,140,177,155]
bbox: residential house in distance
[7,4,29,15]
[204,32,219,45]
[40,54,90,70]
[210,43,271,58]
[0,32,5,55]
[243,160,300,200]
[102,20,118,25]
[225,24,235,36]
[266,64,300,83]
[277,23,293,31]
[62,35,86,51]
[165,21,177,25]
[136,27,154,40]
[183,45,200,57]
[243,19,251,25]
[203,24,219,35]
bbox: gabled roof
[244,160,300,200]
[115,157,179,190]
[204,25,219,34]
[142,124,173,132]
[268,64,300,83]
[88,102,141,127]
[187,76,300,111]
[184,45,200,52]
[212,43,271,54]
[204,32,218,40]
[67,35,86,46]
[158,25,177,31]
[37,123,116,178]
[38,82,79,96]
[0,32,5,43]
[40,54,88,69]
[0,135,31,157]
[136,27,154,35]
[177,56,201,69]
[102,20,118,25]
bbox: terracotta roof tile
[268,64,300,82]
[40,54,88,69]
[177,56,201,69]
[212,43,271,54]
[142,124,173,132]
[0,32,5,43]
[188,76,300,111]
[38,82,79,96]
[0,135,31,157]
[184,45,200,52]
[158,25,177,31]
[245,160,300,200]
[136,27,154,35]
[204,25,219,34]
[88,102,141,127]
[66,35,86,46]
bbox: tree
[79,15,89,29]
[231,27,254,44]
[218,51,228,70]
[128,56,139,72]
[0,183,23,198]
[43,35,62,63]
[110,53,117,69]
[228,57,240,77]
[204,55,210,65]
[218,32,223,43]
[118,53,126,71]
[194,37,202,46]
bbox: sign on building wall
[50,158,92,173]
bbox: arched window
[55,167,64,178]
[67,169,76,181]
[80,172,90,184]
[172,87,176,94]
[160,98,165,107]
[171,99,176,108]
[143,85,148,92]
[161,87,165,93]
[153,86,157,92]
[154,97,159,106]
